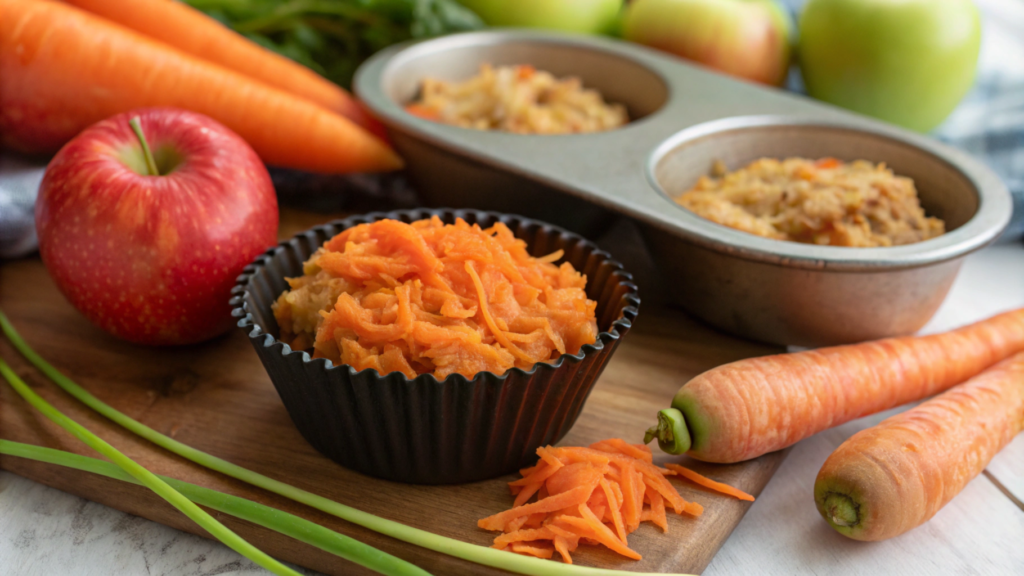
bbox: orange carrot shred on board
[590,438,654,463]
[599,478,628,543]
[642,473,688,515]
[493,527,556,549]
[553,536,573,564]
[685,501,705,517]
[649,492,669,532]
[478,484,596,531]
[559,506,641,560]
[619,462,642,533]
[510,452,564,487]
[666,464,756,501]
[504,516,529,533]
[513,482,543,508]
[509,541,554,559]
[480,439,714,564]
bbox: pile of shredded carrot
[478,439,754,563]
[272,217,598,379]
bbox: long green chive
[0,311,691,576]
[0,440,429,576]
[0,358,300,576]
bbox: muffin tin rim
[354,30,1012,272]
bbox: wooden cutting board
[0,208,786,576]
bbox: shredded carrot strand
[509,541,554,559]
[535,249,565,264]
[513,482,543,508]
[649,492,668,532]
[482,440,713,564]
[479,484,596,531]
[465,260,536,364]
[599,477,628,543]
[553,535,573,564]
[666,464,755,502]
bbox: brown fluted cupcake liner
[230,209,639,484]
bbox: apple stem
[128,116,160,177]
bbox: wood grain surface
[0,209,787,576]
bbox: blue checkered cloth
[2,0,1022,257]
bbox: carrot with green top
[815,351,1024,541]
[62,0,382,135]
[0,0,401,174]
[645,308,1024,463]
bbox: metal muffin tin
[355,30,1012,346]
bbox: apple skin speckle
[35,107,279,346]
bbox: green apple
[457,0,624,35]
[623,0,793,86]
[799,0,981,132]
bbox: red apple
[36,107,278,345]
[623,0,792,86]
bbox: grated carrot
[591,438,654,463]
[512,482,542,508]
[480,439,728,564]
[509,462,560,487]
[619,462,642,532]
[504,515,529,533]
[559,506,641,560]
[509,541,554,559]
[478,485,596,531]
[599,478,628,543]
[493,527,555,549]
[649,492,668,532]
[666,464,755,501]
[274,217,598,379]
[553,535,573,564]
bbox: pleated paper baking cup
[230,209,640,484]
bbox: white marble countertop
[3,242,1023,575]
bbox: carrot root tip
[823,493,859,528]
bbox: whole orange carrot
[0,0,401,174]
[62,0,383,136]
[815,351,1024,541]
[645,308,1024,463]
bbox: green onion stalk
[0,440,429,576]
[0,358,301,576]
[0,310,693,576]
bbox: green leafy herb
[184,0,484,88]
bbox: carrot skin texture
[814,351,1024,541]
[61,0,384,137]
[0,0,401,174]
[672,308,1024,463]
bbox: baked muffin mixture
[405,64,628,135]
[676,158,945,247]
